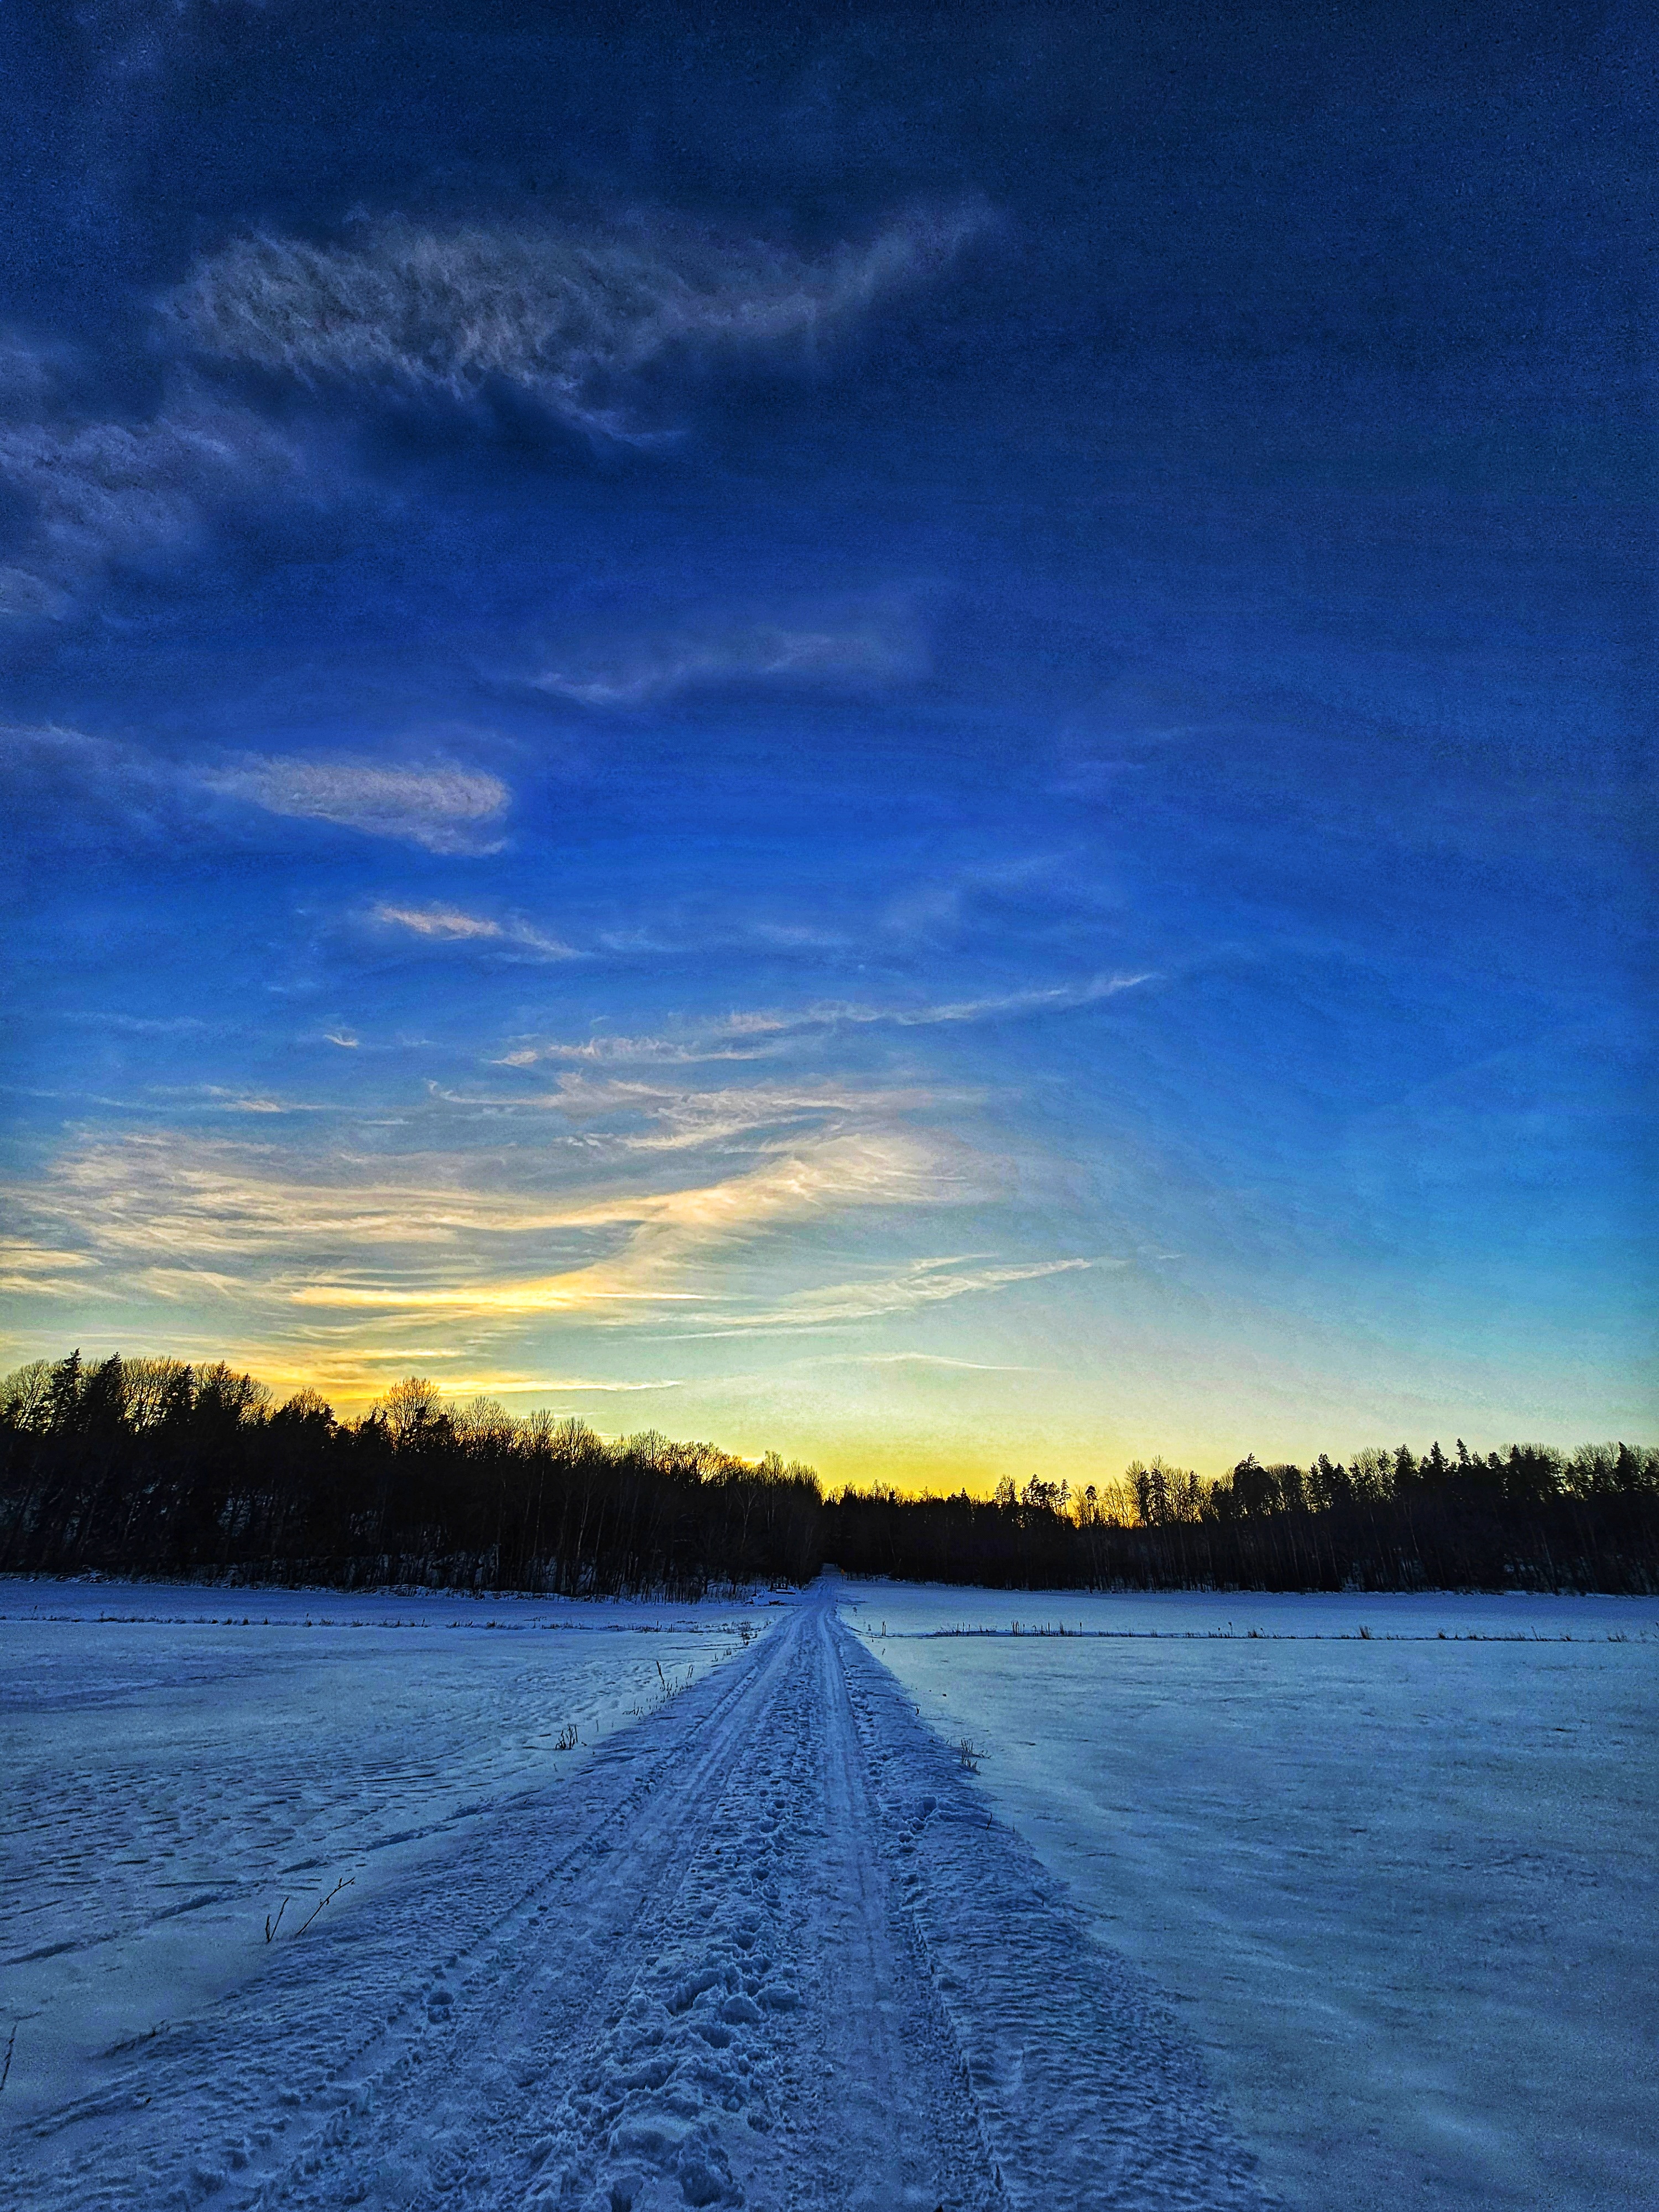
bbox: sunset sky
[3,3,1651,1487]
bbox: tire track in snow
[9,1620,802,2209]
[833,1614,1276,2209]
[6,1589,1276,2211]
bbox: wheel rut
[7,1588,1277,2212]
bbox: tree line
[0,1354,821,1596]
[2,1351,1655,1595]
[832,1443,1659,1593]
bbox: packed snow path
[7,1589,1272,2211]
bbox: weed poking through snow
[294,1875,354,1934]
[265,1876,354,1942]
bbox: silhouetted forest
[0,1356,821,1597]
[3,1353,1655,1595]
[832,1447,1659,1594]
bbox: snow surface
[843,1583,1659,2212]
[0,1580,773,2133]
[2,1576,1273,2210]
[7,1574,1653,2211]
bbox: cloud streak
[6,723,512,857]
[5,720,180,838]
[205,756,509,853]
[0,1239,97,1297]
[690,1256,1094,1334]
[435,1074,940,1152]
[0,395,300,620]
[289,1131,977,1316]
[9,1125,1034,1348]
[371,902,573,958]
[500,973,1154,1067]
[12,1127,957,1269]
[531,601,925,707]
[169,204,990,436]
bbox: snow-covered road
[6,1586,1270,2212]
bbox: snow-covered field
[844,1583,1659,2212]
[0,1580,774,2133]
[2,1575,1653,2210]
[2,1574,1275,2211]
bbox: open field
[0,1579,774,2132]
[2,1577,1267,2211]
[2,1575,1653,2209]
[847,1583,1659,2212]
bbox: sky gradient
[2,2,1652,1486]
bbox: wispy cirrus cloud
[12,1135,563,1262]
[155,1345,689,1407]
[688,1255,1094,1335]
[370,902,573,958]
[4,1101,1088,1402]
[7,1124,1001,1332]
[62,1011,214,1037]
[12,1128,954,1266]
[0,1239,97,1297]
[290,1131,980,1317]
[2,199,984,622]
[169,204,990,437]
[6,722,512,857]
[499,973,1154,1067]
[0,333,60,413]
[143,1084,328,1117]
[530,597,925,707]
[0,393,301,622]
[204,755,509,853]
[472,1374,686,1394]
[817,1352,1048,1371]
[555,1075,936,1151]
[69,0,292,83]
[427,1073,941,1154]
[4,719,189,841]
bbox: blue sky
[2,2,1651,1483]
